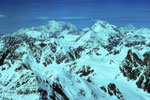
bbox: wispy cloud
[0,14,6,18]
[37,17,92,20]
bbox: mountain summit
[12,20,78,39]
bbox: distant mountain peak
[119,24,136,33]
[91,20,117,32]
[12,20,78,39]
[44,20,77,30]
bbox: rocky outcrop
[100,83,124,100]
[136,51,150,93]
[120,50,143,80]
[120,50,150,93]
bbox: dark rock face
[29,43,42,63]
[120,50,150,93]
[49,42,57,53]
[143,51,150,65]
[55,52,67,64]
[0,50,10,66]
[120,50,143,80]
[136,71,150,93]
[125,41,146,47]
[76,65,94,77]
[36,73,71,100]
[136,51,150,93]
[108,34,122,47]
[39,43,47,48]
[100,83,124,100]
[38,88,49,100]
[52,82,69,100]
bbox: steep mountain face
[0,20,150,100]
[75,21,123,52]
[120,50,150,93]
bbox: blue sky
[0,0,150,33]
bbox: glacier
[0,20,150,100]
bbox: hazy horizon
[0,0,150,33]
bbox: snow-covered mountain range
[0,20,150,100]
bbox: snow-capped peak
[12,20,78,39]
[43,20,77,33]
[91,20,117,33]
[76,20,122,46]
[119,24,136,34]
